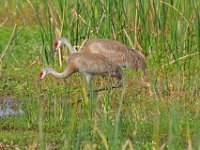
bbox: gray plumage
[40,52,123,93]
[53,37,148,75]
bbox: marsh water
[0,97,24,118]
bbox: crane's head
[54,39,62,50]
[39,71,47,80]
[36,70,47,86]
[51,37,66,59]
[36,68,52,86]
[39,68,54,80]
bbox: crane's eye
[54,41,58,48]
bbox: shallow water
[0,97,24,118]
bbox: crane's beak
[35,79,42,87]
[51,48,56,60]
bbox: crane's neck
[47,68,70,79]
[63,38,77,54]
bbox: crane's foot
[93,82,123,93]
[94,87,107,93]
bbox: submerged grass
[0,0,200,149]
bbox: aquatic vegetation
[0,0,199,149]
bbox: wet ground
[0,97,24,118]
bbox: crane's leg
[83,73,93,97]
[94,78,123,93]
[84,73,92,85]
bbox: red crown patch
[54,41,58,47]
[39,72,43,78]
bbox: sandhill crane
[52,37,148,75]
[39,52,123,93]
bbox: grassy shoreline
[0,0,199,149]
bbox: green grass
[0,0,200,149]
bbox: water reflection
[0,97,24,118]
